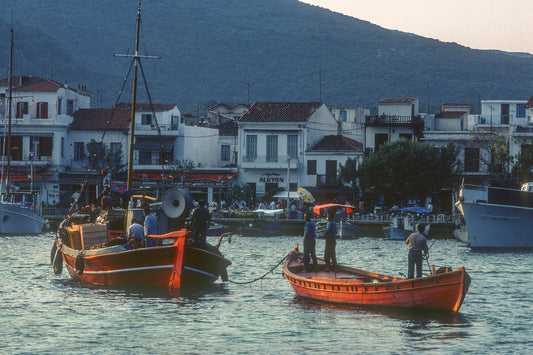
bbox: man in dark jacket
[190,200,211,247]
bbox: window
[39,137,53,158]
[246,135,257,161]
[339,110,347,122]
[142,114,152,125]
[307,160,317,175]
[266,135,278,162]
[16,102,28,118]
[464,147,480,172]
[36,102,48,119]
[501,104,509,124]
[66,99,74,115]
[57,98,62,115]
[517,104,526,118]
[160,148,173,164]
[61,137,64,157]
[74,142,85,161]
[139,151,152,165]
[375,133,388,150]
[287,135,298,158]
[221,145,230,161]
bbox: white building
[237,101,363,201]
[0,75,91,206]
[364,98,423,153]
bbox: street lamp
[287,155,290,220]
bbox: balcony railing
[365,115,415,125]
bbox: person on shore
[100,189,112,210]
[302,212,317,272]
[405,223,429,278]
[144,205,158,247]
[102,169,112,190]
[190,199,211,247]
[324,212,337,271]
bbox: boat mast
[114,1,160,191]
[5,24,14,197]
[126,2,142,192]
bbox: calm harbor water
[1,232,532,354]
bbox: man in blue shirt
[144,206,158,247]
[127,218,144,244]
[303,212,317,272]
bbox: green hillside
[1,0,532,114]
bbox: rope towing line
[227,254,288,285]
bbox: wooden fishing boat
[52,226,231,289]
[282,249,470,312]
[50,3,231,290]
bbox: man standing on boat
[405,223,429,278]
[324,212,337,271]
[303,213,317,272]
[144,205,158,247]
[190,199,211,247]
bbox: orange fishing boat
[282,249,470,312]
[49,3,231,290]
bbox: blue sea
[1,232,532,354]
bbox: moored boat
[50,2,231,289]
[0,24,44,234]
[456,182,533,249]
[282,249,470,312]
[313,203,360,239]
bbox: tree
[338,157,360,201]
[168,159,196,182]
[357,139,459,207]
[84,140,126,179]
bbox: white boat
[456,182,533,249]
[383,207,430,240]
[0,25,44,234]
[0,201,44,234]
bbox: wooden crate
[79,223,109,250]
[66,226,82,250]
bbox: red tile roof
[71,108,131,130]
[239,102,323,122]
[526,96,533,109]
[378,98,418,104]
[0,75,88,95]
[307,135,363,152]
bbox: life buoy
[50,242,63,275]
[75,254,85,275]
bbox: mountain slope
[1,0,532,113]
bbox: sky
[301,0,533,54]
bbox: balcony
[241,155,298,169]
[365,115,422,127]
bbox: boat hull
[383,225,411,240]
[0,202,44,234]
[56,229,231,289]
[282,251,469,312]
[461,202,533,249]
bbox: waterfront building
[0,75,90,207]
[236,101,364,202]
